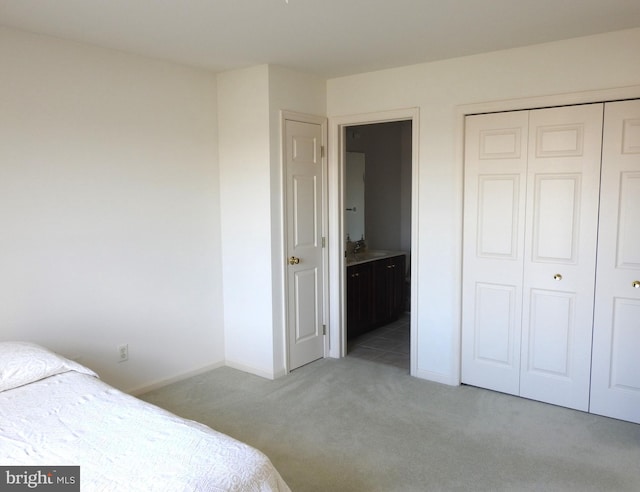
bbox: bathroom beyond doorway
[344,120,412,366]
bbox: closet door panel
[591,100,640,424]
[527,289,575,377]
[461,111,528,395]
[609,299,640,387]
[531,174,581,262]
[477,175,521,258]
[473,283,518,365]
[520,104,603,411]
[616,173,640,265]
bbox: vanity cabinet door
[346,262,374,339]
[373,255,406,326]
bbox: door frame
[281,110,329,372]
[328,108,420,375]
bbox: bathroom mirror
[345,152,365,241]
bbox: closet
[461,99,640,424]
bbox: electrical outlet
[118,344,129,362]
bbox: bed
[0,342,291,491]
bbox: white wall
[217,65,275,377]
[217,65,326,378]
[0,27,224,393]
[327,27,640,384]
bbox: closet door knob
[288,256,300,265]
[553,274,563,281]
[633,280,640,289]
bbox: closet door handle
[553,274,563,281]
[633,280,640,289]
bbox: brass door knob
[288,256,300,265]
[633,280,640,289]
[553,274,563,281]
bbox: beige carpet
[141,357,640,492]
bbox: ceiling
[1,0,640,78]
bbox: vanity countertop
[346,249,407,266]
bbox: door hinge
[322,324,326,335]
[322,236,326,248]
[321,145,325,158]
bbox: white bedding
[0,342,290,491]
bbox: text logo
[0,467,79,491]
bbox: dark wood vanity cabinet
[347,254,405,339]
[373,255,406,326]
[346,262,374,339]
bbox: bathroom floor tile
[347,314,410,370]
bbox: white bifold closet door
[590,100,640,424]
[461,110,529,396]
[462,104,603,412]
[519,104,603,411]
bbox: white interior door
[519,104,603,411]
[284,117,326,370]
[590,99,640,424]
[461,110,529,395]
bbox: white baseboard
[128,359,288,395]
[224,360,283,380]
[128,361,225,396]
[414,367,459,386]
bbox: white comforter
[0,344,290,492]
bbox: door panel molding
[531,173,581,263]
[476,175,521,259]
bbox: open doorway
[343,120,413,371]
